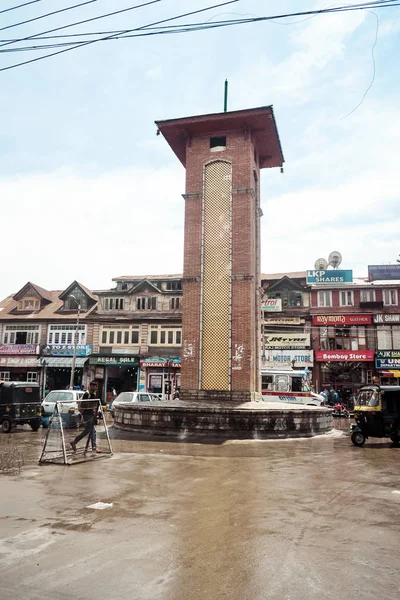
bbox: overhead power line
[0,0,399,71]
[0,1,43,16]
[0,0,165,48]
[0,0,396,47]
[0,1,101,33]
[0,0,241,70]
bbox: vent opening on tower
[210,136,226,152]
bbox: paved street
[1,423,400,600]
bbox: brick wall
[181,127,261,396]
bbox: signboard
[315,350,374,362]
[140,357,181,368]
[313,315,372,326]
[262,299,282,312]
[94,367,104,378]
[263,333,310,349]
[89,355,139,366]
[264,317,301,325]
[0,344,38,355]
[306,270,353,284]
[373,314,400,324]
[261,350,314,369]
[49,344,93,357]
[0,356,38,367]
[368,264,400,281]
[376,350,400,369]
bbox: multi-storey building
[1,265,400,404]
[261,272,313,378]
[91,274,182,400]
[0,275,183,402]
[0,281,97,390]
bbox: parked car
[41,389,84,428]
[0,381,42,433]
[110,391,162,417]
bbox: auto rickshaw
[350,385,400,447]
[0,381,42,433]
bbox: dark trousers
[72,412,94,446]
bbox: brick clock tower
[156,107,283,402]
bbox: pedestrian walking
[70,382,102,453]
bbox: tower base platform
[113,401,332,439]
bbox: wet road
[1,422,400,600]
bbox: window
[17,296,40,311]
[320,325,368,351]
[377,326,400,350]
[318,291,332,307]
[104,298,124,310]
[340,290,353,306]
[121,283,128,291]
[48,324,86,346]
[148,325,182,346]
[26,372,38,383]
[166,281,182,291]
[383,289,398,306]
[268,290,303,308]
[3,325,40,345]
[100,326,139,346]
[137,296,157,310]
[360,289,376,302]
[210,136,226,151]
[0,372,10,381]
[171,297,181,310]
[63,287,88,311]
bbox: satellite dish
[314,258,328,270]
[328,251,342,269]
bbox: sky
[1,0,399,299]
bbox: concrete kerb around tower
[114,106,332,438]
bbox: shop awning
[41,357,88,368]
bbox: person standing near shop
[70,382,102,453]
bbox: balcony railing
[359,301,384,309]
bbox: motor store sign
[49,344,93,357]
[262,350,314,368]
[307,270,353,283]
[0,344,38,355]
[263,333,310,348]
[373,314,400,324]
[376,350,400,369]
[313,315,372,326]
[262,299,282,312]
[315,350,374,362]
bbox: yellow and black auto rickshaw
[351,385,400,447]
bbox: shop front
[0,344,40,383]
[88,354,139,404]
[314,349,375,402]
[41,344,93,392]
[375,350,400,385]
[140,357,181,398]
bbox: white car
[110,391,162,416]
[41,390,84,417]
